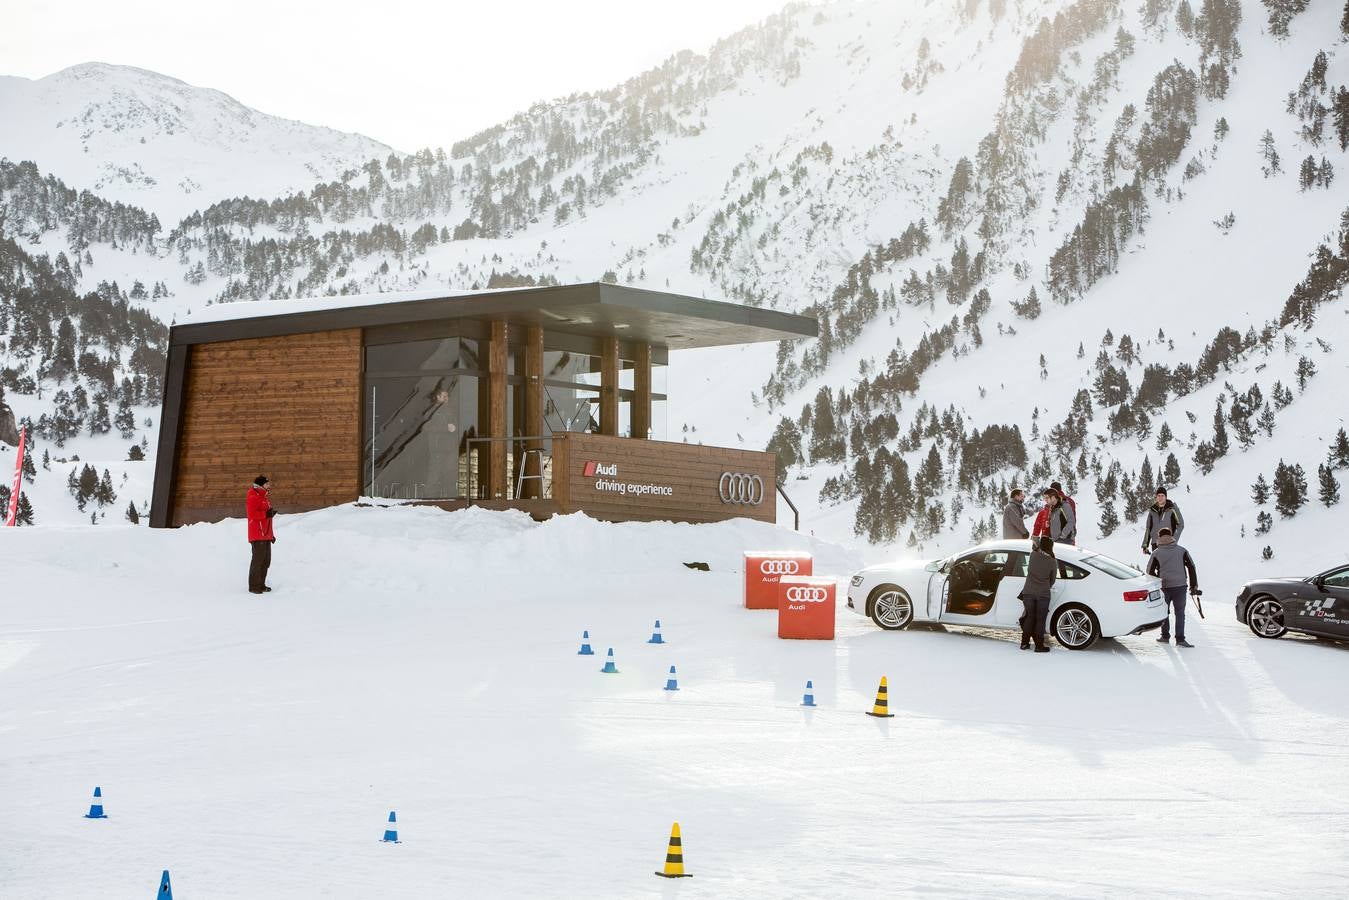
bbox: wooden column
[632,341,652,440]
[487,319,508,499]
[522,325,544,498]
[600,336,620,436]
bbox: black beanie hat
[254,475,268,487]
[1155,486,1167,496]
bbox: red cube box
[743,551,813,609]
[777,576,836,640]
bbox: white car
[845,540,1167,650]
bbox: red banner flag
[5,426,24,527]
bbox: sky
[3,0,796,152]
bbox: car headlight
[850,574,864,587]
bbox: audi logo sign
[759,559,801,576]
[719,472,765,505]
[785,586,830,602]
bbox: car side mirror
[1313,575,1327,591]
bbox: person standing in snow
[1033,487,1076,545]
[1018,536,1056,652]
[1146,527,1198,648]
[1141,486,1184,555]
[246,475,277,595]
[1050,480,1077,532]
[1002,488,1029,540]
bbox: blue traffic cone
[801,680,816,707]
[382,810,400,843]
[577,630,594,655]
[664,665,680,691]
[156,870,173,898]
[600,647,619,674]
[84,786,108,819]
[647,620,665,644]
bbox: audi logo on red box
[759,559,800,576]
[777,575,836,640]
[743,551,813,609]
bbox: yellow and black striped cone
[654,821,691,878]
[866,676,895,718]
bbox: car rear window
[1080,553,1145,579]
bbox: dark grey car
[1236,564,1349,640]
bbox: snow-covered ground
[3,505,1346,897]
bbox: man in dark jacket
[1147,527,1198,647]
[1141,487,1184,554]
[246,475,277,594]
[1002,488,1029,539]
[1018,536,1057,652]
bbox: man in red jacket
[246,475,277,594]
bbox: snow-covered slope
[3,505,1347,896]
[0,63,394,223]
[2,0,1348,563]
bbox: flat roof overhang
[168,282,818,350]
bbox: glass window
[1321,567,1349,588]
[1057,561,1090,580]
[366,337,481,373]
[543,383,600,434]
[649,398,668,440]
[364,374,479,499]
[1080,553,1145,579]
[542,350,600,387]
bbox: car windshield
[1079,552,1145,579]
[925,557,950,573]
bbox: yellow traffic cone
[866,676,895,718]
[654,821,692,878]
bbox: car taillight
[1122,589,1149,602]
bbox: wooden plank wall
[554,432,776,524]
[169,329,362,525]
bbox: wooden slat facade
[167,329,362,526]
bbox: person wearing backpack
[1141,486,1184,555]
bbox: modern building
[150,283,816,528]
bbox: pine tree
[95,469,116,507]
[1099,501,1120,537]
[128,444,146,462]
[1259,129,1282,176]
[1211,401,1229,457]
[1258,405,1276,437]
[126,500,141,525]
[15,492,34,526]
[1295,355,1316,391]
[1318,464,1340,506]
[1251,473,1269,505]
[1262,544,1273,560]
[114,398,137,439]
[1177,0,1195,33]
[22,447,36,483]
[1163,452,1181,486]
[1272,460,1309,517]
[1330,427,1349,468]
[1155,421,1173,449]
[1299,155,1317,190]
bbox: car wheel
[1246,596,1286,639]
[1051,603,1099,650]
[869,585,914,631]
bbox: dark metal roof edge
[168,281,817,347]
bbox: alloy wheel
[1055,608,1095,648]
[1248,598,1286,638]
[873,590,912,630]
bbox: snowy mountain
[2,0,1349,574]
[0,63,395,223]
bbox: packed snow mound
[3,504,1348,896]
[0,62,393,222]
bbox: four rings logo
[718,472,765,505]
[759,559,801,576]
[785,586,830,602]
